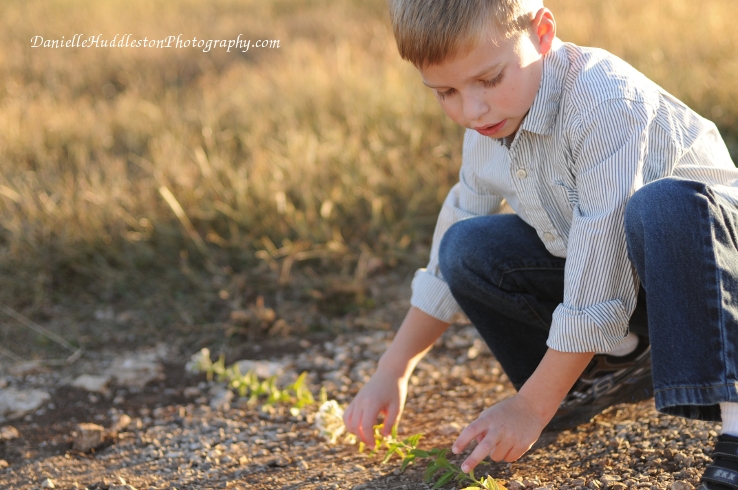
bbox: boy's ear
[531,8,556,56]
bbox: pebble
[72,422,106,452]
[40,478,55,488]
[110,414,132,435]
[106,355,164,388]
[8,361,48,376]
[233,360,286,379]
[209,388,234,411]
[0,459,8,469]
[71,374,112,393]
[0,425,19,440]
[0,388,51,421]
[671,482,695,490]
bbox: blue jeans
[439,177,738,422]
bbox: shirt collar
[519,38,566,136]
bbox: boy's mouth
[474,120,507,137]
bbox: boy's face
[419,9,556,140]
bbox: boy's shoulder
[553,40,662,116]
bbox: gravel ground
[0,324,716,489]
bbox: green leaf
[391,424,398,439]
[424,461,440,482]
[382,446,399,464]
[435,457,453,470]
[410,449,430,458]
[432,470,456,489]
[358,442,366,453]
[400,454,416,472]
[403,433,423,447]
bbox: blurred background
[0,0,736,359]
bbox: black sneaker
[546,335,654,430]
[698,434,738,490]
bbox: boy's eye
[436,88,455,100]
[482,71,504,88]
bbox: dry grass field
[0,0,736,351]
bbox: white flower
[185,348,212,374]
[314,399,346,444]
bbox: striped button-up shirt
[411,38,738,353]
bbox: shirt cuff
[547,300,630,352]
[410,269,463,323]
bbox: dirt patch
[0,321,716,490]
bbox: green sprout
[186,348,506,489]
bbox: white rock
[233,360,285,379]
[71,374,112,393]
[671,482,695,490]
[0,425,19,440]
[72,423,105,452]
[209,387,234,410]
[8,361,48,376]
[41,478,55,488]
[109,414,132,435]
[439,421,462,436]
[107,355,164,388]
[0,388,51,421]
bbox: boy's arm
[343,306,449,446]
[452,348,594,471]
[411,130,506,322]
[549,98,654,353]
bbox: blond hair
[388,0,543,67]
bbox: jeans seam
[498,266,565,329]
[708,200,730,392]
[654,382,737,395]
[497,266,566,288]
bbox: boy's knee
[439,220,476,287]
[626,177,708,228]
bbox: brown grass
[0,0,735,314]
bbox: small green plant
[186,349,505,489]
[186,348,315,416]
[361,424,501,490]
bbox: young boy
[344,0,738,487]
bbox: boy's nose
[462,94,490,124]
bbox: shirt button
[516,168,528,179]
[543,232,555,242]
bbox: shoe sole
[545,374,654,431]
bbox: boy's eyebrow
[422,62,503,88]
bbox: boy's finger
[461,431,501,473]
[452,420,483,454]
[360,411,376,447]
[343,403,354,431]
[382,403,401,436]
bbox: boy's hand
[343,307,450,448]
[451,393,546,472]
[343,367,409,447]
[452,348,594,473]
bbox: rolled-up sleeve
[547,97,654,353]
[411,132,505,322]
